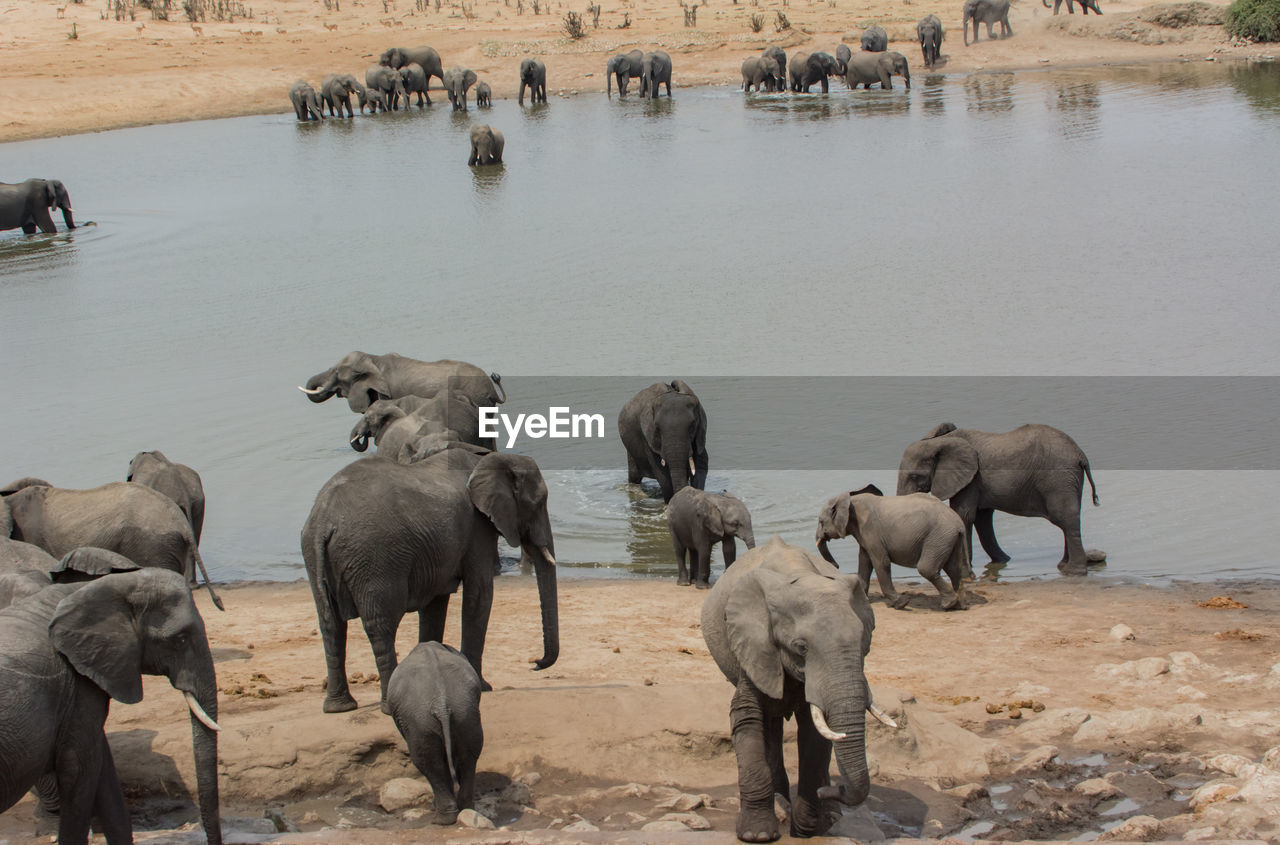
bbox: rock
[1073,708,1202,746]
[1098,814,1163,841]
[1104,771,1172,802]
[1169,651,1201,670]
[515,771,543,787]
[501,782,533,805]
[299,812,320,824]
[1183,826,1219,840]
[1177,684,1208,700]
[944,783,989,804]
[563,819,599,832]
[604,782,649,799]
[1074,778,1122,800]
[1189,781,1240,810]
[1136,656,1171,679]
[1012,745,1059,775]
[402,808,427,821]
[1016,708,1092,744]
[226,817,278,835]
[827,802,887,841]
[1262,745,1280,771]
[661,812,711,830]
[1087,549,1107,563]
[265,809,299,833]
[457,809,495,829]
[378,777,429,813]
[641,819,690,832]
[1110,623,1136,641]
[659,792,705,811]
[1204,753,1259,778]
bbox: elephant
[387,642,484,825]
[379,45,446,91]
[300,446,558,711]
[816,485,968,610]
[860,24,888,52]
[917,14,944,68]
[348,393,492,459]
[288,80,323,120]
[640,50,673,99]
[845,50,911,90]
[963,0,1012,45]
[1044,0,1102,13]
[666,487,756,588]
[0,178,75,234]
[835,43,852,75]
[127,450,206,546]
[468,124,505,165]
[897,422,1100,575]
[1,536,59,574]
[399,62,431,107]
[443,66,478,111]
[702,537,897,842]
[1,478,223,609]
[300,352,506,413]
[762,45,787,83]
[741,56,783,93]
[791,51,841,93]
[518,58,547,105]
[617,380,709,503]
[365,65,408,110]
[0,568,222,845]
[1,547,141,610]
[321,73,366,117]
[475,80,492,107]
[363,87,389,114]
[606,49,643,96]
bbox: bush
[749,11,763,30]
[1226,0,1280,40]
[563,9,586,37]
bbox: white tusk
[185,692,221,732]
[349,435,361,443]
[297,385,325,395]
[688,457,697,477]
[659,457,666,467]
[868,700,898,729]
[539,546,556,566]
[810,704,847,741]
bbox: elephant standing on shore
[667,487,755,588]
[468,124,504,165]
[321,73,367,117]
[1044,0,1102,13]
[963,0,1012,44]
[640,50,673,98]
[300,352,506,413]
[366,65,408,110]
[791,51,842,93]
[289,80,324,120]
[897,422,1100,575]
[127,451,206,546]
[618,380,709,502]
[399,62,431,106]
[380,46,446,91]
[606,49,644,96]
[846,51,911,89]
[860,24,888,51]
[519,58,547,104]
[0,178,75,234]
[917,15,944,68]
[443,66,478,110]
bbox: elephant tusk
[184,692,221,732]
[539,546,556,566]
[688,457,697,478]
[297,385,325,395]
[349,435,361,443]
[659,458,666,467]
[868,700,899,729]
[810,704,847,741]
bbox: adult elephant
[399,62,431,106]
[365,65,408,110]
[127,450,206,546]
[702,537,896,842]
[0,478,223,609]
[443,66,478,110]
[917,14,944,68]
[897,422,1100,575]
[1044,0,1102,13]
[835,43,852,75]
[640,50,673,99]
[762,45,787,83]
[1,547,141,610]
[349,393,492,459]
[300,352,506,413]
[617,380,709,502]
[301,446,558,712]
[380,46,445,91]
[741,56,782,92]
[606,49,643,96]
[518,58,547,105]
[289,80,324,120]
[792,51,841,93]
[0,568,222,845]
[468,124,505,166]
[846,51,911,90]
[860,24,888,51]
[0,178,75,234]
[667,487,755,588]
[321,73,367,117]
[963,0,1012,45]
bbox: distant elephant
[741,56,783,93]
[0,568,222,845]
[667,487,755,588]
[289,80,323,120]
[618,380,709,502]
[606,49,644,96]
[301,447,558,711]
[365,65,408,110]
[835,43,852,75]
[519,58,547,105]
[816,485,967,610]
[475,80,492,107]
[348,393,492,458]
[387,642,483,826]
[443,66,478,110]
[963,0,1012,44]
[0,178,75,234]
[846,50,911,90]
[640,50,673,99]
[762,45,787,82]
[300,352,506,413]
[860,24,888,51]
[468,124,504,165]
[792,51,841,93]
[321,73,367,117]
[897,422,1100,575]
[127,450,206,546]
[702,537,896,841]
[399,62,431,106]
[1044,0,1101,13]
[379,45,446,91]
[917,14,944,68]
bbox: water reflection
[965,72,1016,113]
[847,91,911,116]
[920,74,947,115]
[1229,61,1280,115]
[1048,80,1101,139]
[624,489,676,577]
[471,163,506,197]
[520,102,553,122]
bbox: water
[2,62,1278,583]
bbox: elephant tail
[440,703,458,783]
[489,372,507,404]
[191,548,225,611]
[1082,458,1100,507]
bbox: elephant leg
[673,536,691,586]
[33,773,60,815]
[857,548,873,593]
[460,575,495,691]
[92,738,132,845]
[409,733,460,824]
[419,593,450,643]
[454,750,477,811]
[975,508,1011,563]
[1051,511,1088,575]
[55,730,104,844]
[791,706,836,837]
[320,614,358,713]
[694,543,713,589]
[730,677,780,843]
[360,611,403,713]
[919,553,961,611]
[626,452,643,484]
[764,714,790,801]
[870,552,907,609]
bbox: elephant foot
[940,593,963,611]
[789,794,834,838]
[696,580,711,590]
[736,804,780,843]
[888,594,912,610]
[380,699,392,715]
[1058,561,1088,577]
[479,677,493,693]
[431,808,459,826]
[677,577,692,587]
[988,552,1012,564]
[322,691,358,713]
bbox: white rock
[457,809,495,829]
[1136,656,1171,679]
[1204,753,1259,778]
[1236,771,1280,803]
[1098,814,1163,841]
[641,819,690,831]
[661,812,711,830]
[1016,708,1092,744]
[1189,781,1239,810]
[1012,745,1059,775]
[515,771,543,787]
[1073,708,1201,745]
[1182,827,1218,840]
[1177,684,1208,700]
[606,782,650,799]
[1262,746,1280,771]
[378,778,430,813]
[1110,623,1136,641]
[563,819,599,831]
[1169,651,1201,670]
[1074,777,1122,800]
[402,808,427,821]
[655,792,703,811]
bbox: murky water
[2,62,1278,582]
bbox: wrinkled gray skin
[468,124,504,165]
[640,50,673,99]
[835,43,852,75]
[816,485,967,611]
[443,66,478,111]
[845,50,911,90]
[860,24,888,51]
[302,352,506,413]
[741,56,783,93]
[399,62,430,107]
[1,547,141,610]
[475,81,491,107]
[127,450,205,547]
[917,15,944,68]
[365,65,408,110]
[667,487,756,589]
[379,46,446,92]
[963,0,1012,45]
[0,536,59,608]
[618,380,709,503]
[301,447,558,711]
[321,73,367,117]
[0,569,221,845]
[762,45,787,83]
[519,58,547,105]
[702,537,875,842]
[897,422,1100,575]
[606,49,643,96]
[790,51,841,93]
[348,393,493,459]
[363,87,389,114]
[1044,0,1102,14]
[288,80,323,120]
[387,642,483,825]
[1,478,223,609]
[0,178,75,234]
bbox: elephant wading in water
[301,446,558,711]
[618,380,709,502]
[963,0,1012,44]
[860,24,888,51]
[846,50,911,90]
[365,65,408,110]
[606,49,643,96]
[917,15,944,67]
[443,66,478,110]
[468,124,504,165]
[321,73,367,117]
[835,43,852,75]
[791,51,842,93]
[702,537,898,842]
[897,422,1100,575]
[380,45,446,91]
[667,487,755,588]
[475,81,492,107]
[300,352,506,413]
[0,178,75,234]
[0,568,222,845]
[762,45,788,82]
[289,80,324,120]
[399,62,431,107]
[742,56,783,92]
[518,58,547,104]
[640,50,673,98]
[127,450,206,545]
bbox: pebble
[378,778,429,813]
[1177,684,1208,700]
[1169,651,1202,670]
[515,771,543,787]
[661,811,711,830]
[641,819,691,831]
[1110,623,1136,641]
[1086,549,1107,563]
[656,792,704,811]
[457,809,495,829]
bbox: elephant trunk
[60,206,76,230]
[300,371,337,403]
[183,646,222,844]
[810,664,870,807]
[816,538,838,565]
[527,541,559,670]
[349,419,372,452]
[662,447,692,499]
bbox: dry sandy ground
[2,572,1279,843]
[1,0,1277,143]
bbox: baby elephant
[816,484,968,610]
[667,487,756,589]
[387,642,484,825]
[468,124,504,165]
[475,80,492,107]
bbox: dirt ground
[2,571,1278,843]
[1,0,1277,143]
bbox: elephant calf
[667,487,755,588]
[475,80,492,107]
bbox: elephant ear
[50,576,144,704]
[841,574,875,655]
[922,422,958,440]
[639,388,663,453]
[725,568,788,699]
[467,453,521,548]
[44,180,58,207]
[849,483,883,498]
[816,494,852,542]
[696,494,725,537]
[465,69,477,87]
[930,437,979,501]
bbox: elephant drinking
[606,49,643,96]
[300,352,506,413]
